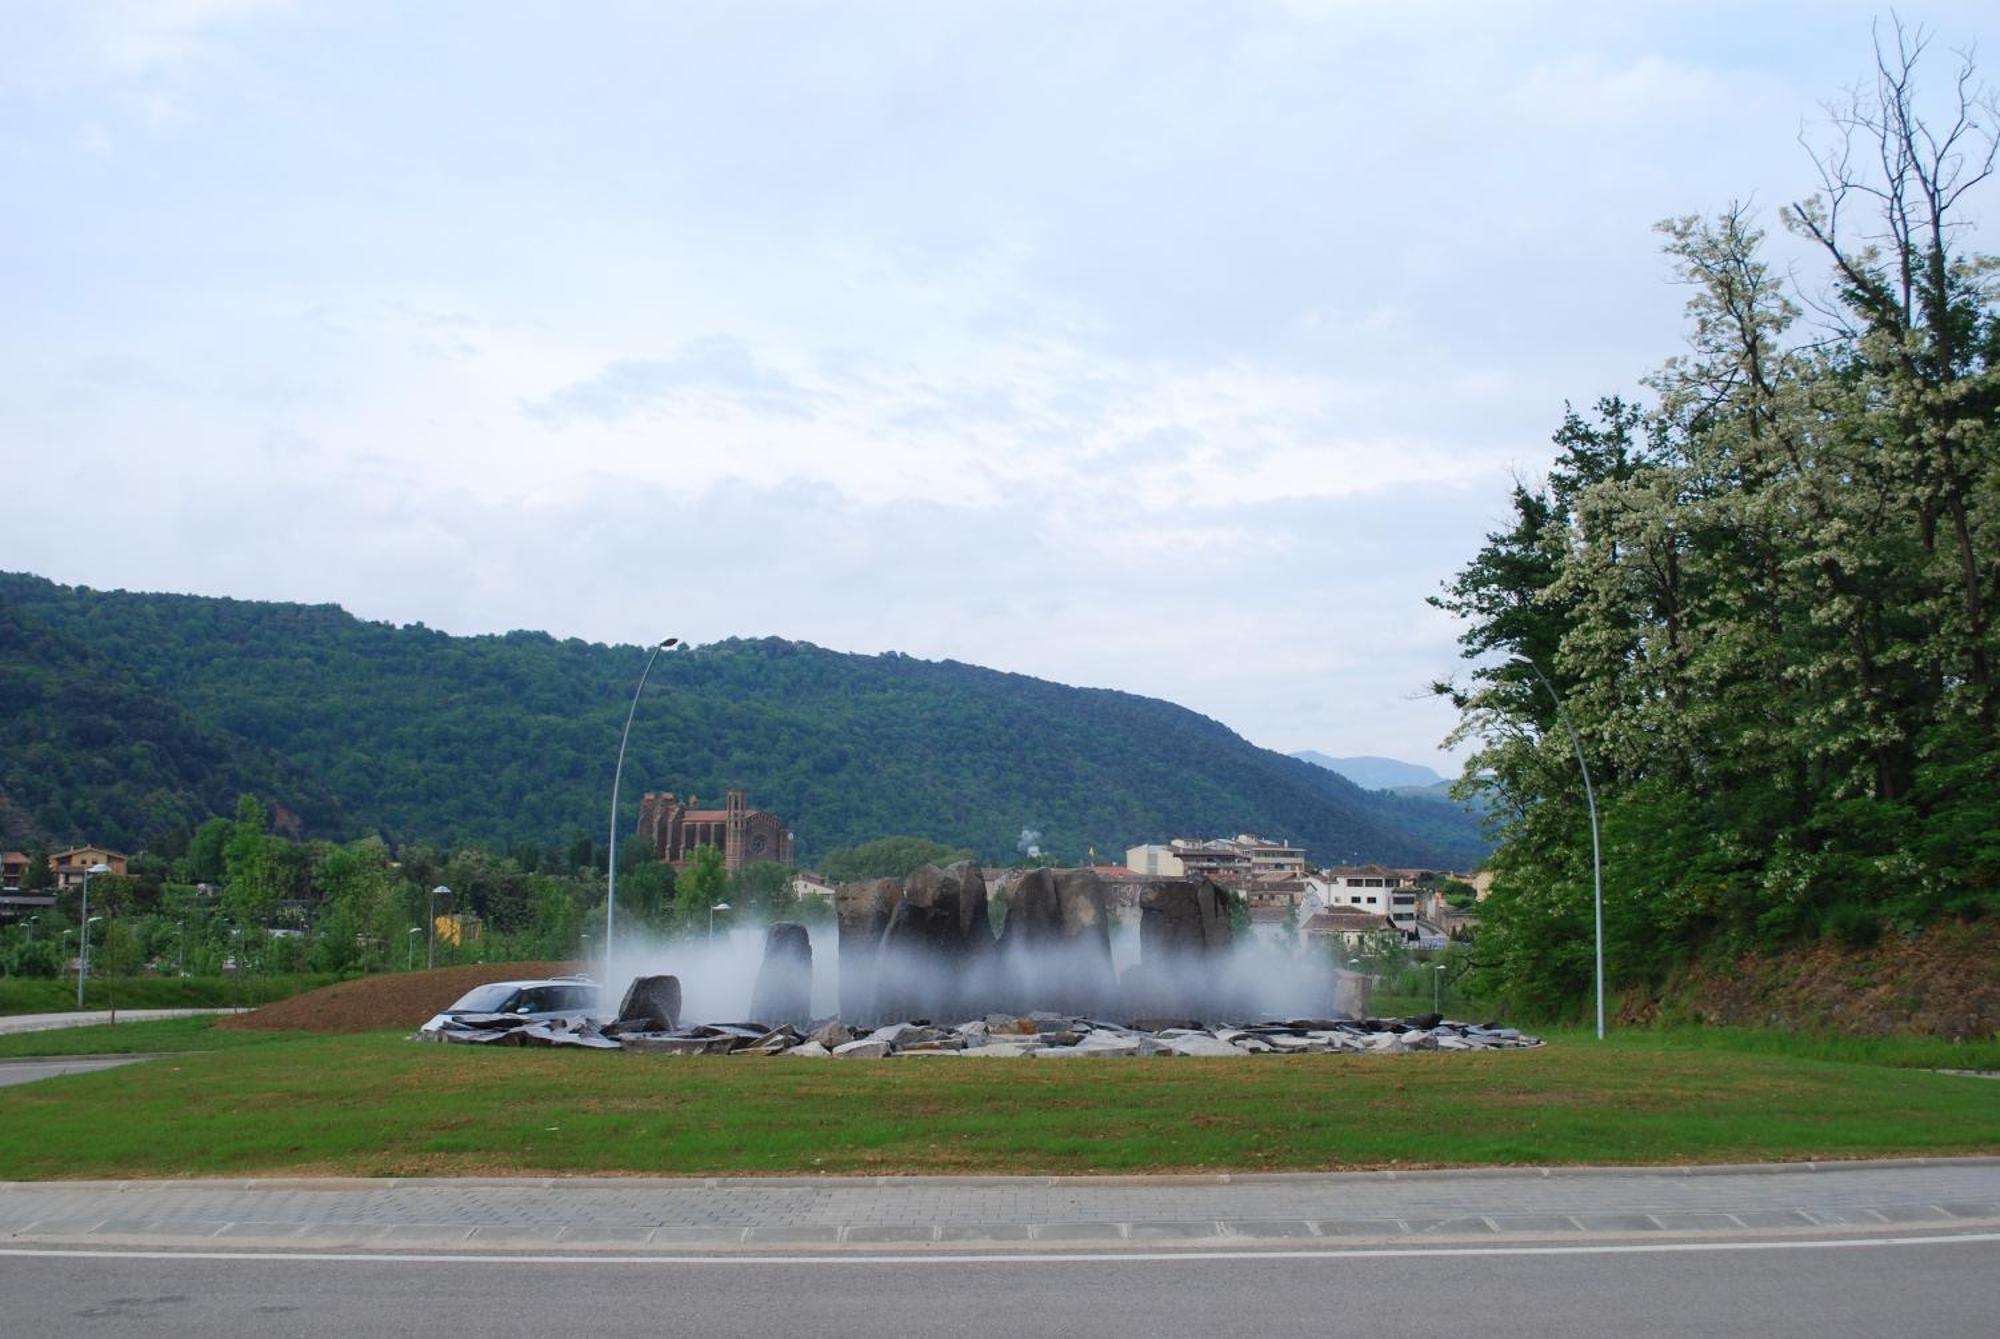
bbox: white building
[1125,844,1185,877]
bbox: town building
[50,846,128,890]
[0,851,28,893]
[1124,844,1184,878]
[1302,907,1399,951]
[637,789,794,874]
[792,871,837,902]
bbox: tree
[1435,26,2000,1017]
[673,847,728,932]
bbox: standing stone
[749,921,813,1027]
[835,878,903,1023]
[996,867,1117,1016]
[612,974,682,1032]
[1138,879,1232,960]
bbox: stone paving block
[1871,1204,1952,1224]
[463,1227,566,1248]
[1649,1212,1742,1232]
[1221,1219,1319,1239]
[1408,1215,1499,1235]
[90,1217,209,1236]
[1312,1218,1408,1237]
[1730,1210,1815,1229]
[843,1225,940,1243]
[1030,1222,1125,1242]
[1802,1208,1887,1226]
[745,1225,842,1244]
[1571,1214,1662,1233]
[292,1224,390,1243]
[1487,1214,1584,1233]
[375,1225,476,1245]
[1935,1201,2000,1219]
[648,1227,750,1246]
[213,1222,304,1240]
[555,1226,657,1245]
[935,1223,1032,1242]
[1123,1221,1225,1241]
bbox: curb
[5,1155,1998,1195]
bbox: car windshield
[448,984,521,1013]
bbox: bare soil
[1625,920,2000,1040]
[218,961,581,1033]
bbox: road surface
[0,1008,234,1036]
[0,1055,153,1088]
[1,1233,1993,1337]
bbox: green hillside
[0,573,1489,867]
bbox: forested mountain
[0,573,1490,868]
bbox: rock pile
[420,1011,1540,1056]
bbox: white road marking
[0,1231,1993,1267]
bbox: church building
[637,789,794,874]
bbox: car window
[451,984,521,1013]
[552,986,598,1013]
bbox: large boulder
[611,974,682,1032]
[749,922,813,1027]
[1138,879,1232,960]
[995,867,1117,1016]
[835,878,903,1021]
[874,862,997,1021]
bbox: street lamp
[1512,655,1606,1041]
[406,927,421,972]
[606,637,679,981]
[428,885,449,970]
[76,861,112,1009]
[176,920,186,976]
[1434,962,1448,1014]
[708,901,731,940]
[80,915,104,1007]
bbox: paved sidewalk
[2,1160,1995,1253]
[0,1009,235,1036]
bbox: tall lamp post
[605,637,679,980]
[1513,656,1606,1041]
[80,915,104,1007]
[406,926,421,972]
[427,885,450,970]
[76,861,112,1009]
[1433,962,1448,1014]
[708,902,730,941]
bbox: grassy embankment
[0,1020,1993,1180]
[0,975,338,1016]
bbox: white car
[420,976,602,1033]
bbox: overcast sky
[4,2,1994,775]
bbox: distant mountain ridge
[1291,751,1447,791]
[0,572,1492,867]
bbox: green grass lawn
[0,1015,285,1059]
[0,1025,1993,1181]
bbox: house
[0,851,28,893]
[1125,844,1185,878]
[1165,840,1253,885]
[50,846,129,890]
[637,789,794,874]
[1302,907,1399,951]
[792,871,837,902]
[1231,835,1307,880]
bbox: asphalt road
[2,1235,1994,1337]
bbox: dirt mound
[1624,920,2000,1040]
[219,961,583,1033]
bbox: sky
[3,1,1995,776]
